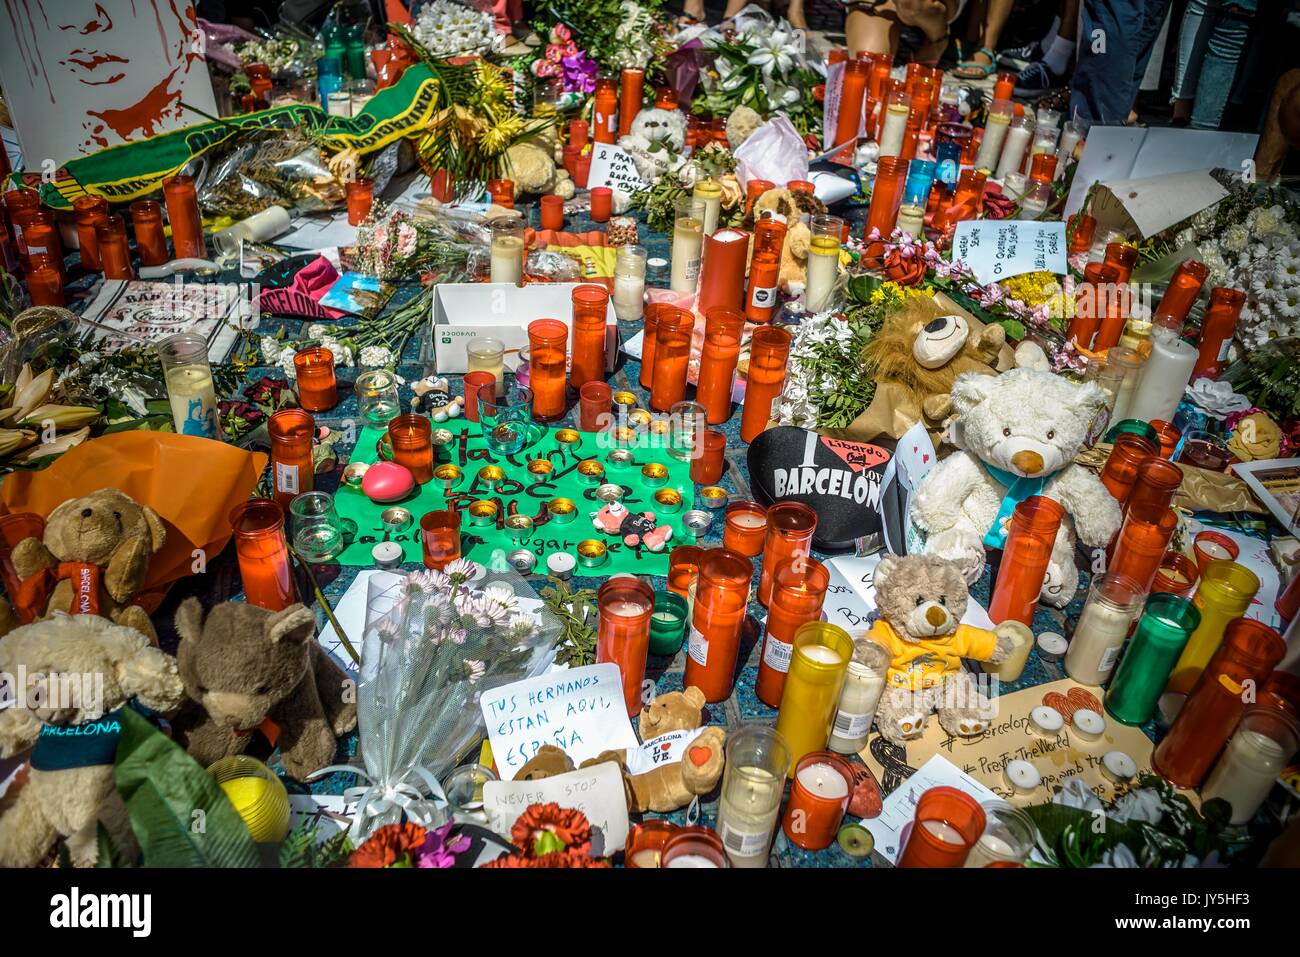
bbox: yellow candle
[774,622,854,776]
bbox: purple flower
[414,821,472,868]
[561,53,598,93]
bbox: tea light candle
[798,761,850,799]
[1029,705,1064,737]
[800,645,844,666]
[1072,709,1105,742]
[371,541,403,569]
[921,818,967,844]
[1101,750,1137,784]
[547,552,576,580]
[1037,631,1068,661]
[1005,759,1040,793]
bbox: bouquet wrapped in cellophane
[312,561,559,841]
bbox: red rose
[882,247,926,286]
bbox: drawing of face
[3,0,203,155]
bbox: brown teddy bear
[0,613,186,867]
[743,187,827,292]
[868,554,1022,746]
[504,125,575,200]
[512,686,725,814]
[8,489,166,644]
[169,598,357,780]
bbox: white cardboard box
[430,282,618,375]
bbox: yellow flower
[998,271,1062,307]
[479,114,524,155]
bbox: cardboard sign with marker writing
[586,143,650,195]
[951,221,1067,286]
[482,762,630,854]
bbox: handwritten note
[586,143,649,195]
[482,762,630,854]
[951,221,1066,285]
[821,554,996,633]
[864,755,996,864]
[479,663,639,779]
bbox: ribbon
[981,464,1049,549]
[306,762,449,842]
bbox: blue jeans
[1171,0,1256,129]
[1070,0,1172,130]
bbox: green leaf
[113,707,261,868]
[95,823,131,868]
[996,319,1027,342]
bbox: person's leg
[980,0,1015,52]
[847,6,904,54]
[955,0,1013,74]
[723,0,750,16]
[1071,0,1159,129]
[895,0,955,61]
[1171,0,1209,121]
[1189,0,1257,129]
[683,0,707,21]
[788,0,810,28]
[1254,68,1300,182]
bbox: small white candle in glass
[489,220,525,284]
[612,245,647,321]
[466,337,506,398]
[877,91,911,157]
[995,115,1036,181]
[670,197,706,293]
[974,99,1013,172]
[804,215,843,313]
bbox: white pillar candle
[670,207,705,293]
[716,765,783,868]
[896,203,926,239]
[804,238,841,313]
[995,117,1035,181]
[489,234,524,284]
[1125,331,1198,423]
[1202,728,1293,825]
[877,100,910,157]
[975,107,1012,172]
[1056,122,1083,176]
[1066,595,1139,685]
[829,650,888,754]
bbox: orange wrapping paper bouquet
[0,433,268,612]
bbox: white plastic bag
[734,114,810,190]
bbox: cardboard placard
[951,221,1067,285]
[586,143,649,195]
[482,761,631,854]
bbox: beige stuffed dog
[0,614,185,867]
[8,489,166,644]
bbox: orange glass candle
[1153,259,1209,332]
[346,178,375,226]
[638,302,663,390]
[722,501,768,557]
[753,218,788,258]
[1153,618,1286,788]
[1151,551,1199,596]
[569,284,609,389]
[897,786,985,868]
[865,156,909,243]
[1193,287,1246,380]
[597,577,655,716]
[1103,242,1138,284]
[739,326,791,443]
[1124,457,1182,523]
[625,820,677,867]
[745,178,774,214]
[649,306,695,413]
[528,319,569,421]
[758,502,817,607]
[0,512,45,623]
[1150,420,1181,459]
[293,346,338,412]
[162,174,206,259]
[590,186,612,222]
[22,219,62,276]
[787,180,815,196]
[230,499,297,611]
[73,195,109,271]
[569,118,590,149]
[1090,264,1131,352]
[578,380,612,432]
[757,557,830,707]
[1109,508,1179,593]
[696,308,744,424]
[993,72,1016,102]
[832,59,870,159]
[987,496,1064,626]
[1028,152,1058,184]
[746,250,781,324]
[668,545,703,602]
[1192,531,1238,572]
[684,547,753,702]
[129,200,170,266]
[388,414,435,483]
[654,87,677,110]
[487,179,514,208]
[268,409,315,508]
[3,189,39,253]
[696,227,750,315]
[26,264,65,306]
[690,429,727,485]
[781,752,854,851]
[1068,212,1097,253]
[420,509,462,570]
[618,68,645,137]
[1100,432,1157,503]
[593,76,618,143]
[540,194,564,230]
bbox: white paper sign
[951,221,1067,285]
[480,663,639,779]
[864,754,996,864]
[482,762,630,854]
[822,554,996,633]
[586,143,649,195]
[0,0,218,165]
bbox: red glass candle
[684,547,753,702]
[1124,458,1182,523]
[540,194,564,231]
[3,189,40,254]
[745,250,781,324]
[696,308,744,424]
[653,87,677,110]
[757,557,830,707]
[597,577,655,716]
[230,499,297,611]
[1193,287,1246,380]
[590,186,612,223]
[993,72,1016,102]
[689,429,726,485]
[527,319,568,421]
[1100,433,1158,502]
[1103,242,1138,284]
[346,178,375,226]
[668,545,703,602]
[0,513,45,623]
[25,264,64,306]
[833,59,870,159]
[781,752,854,850]
[388,414,434,484]
[987,496,1065,626]
[73,195,109,271]
[462,371,495,423]
[129,200,170,266]
[1192,531,1239,572]
[1028,152,1058,184]
[745,178,775,215]
[624,820,678,868]
[1109,508,1179,593]
[660,826,729,867]
[787,180,815,196]
[638,302,663,390]
[649,306,695,413]
[569,118,590,150]
[758,502,817,607]
[618,68,645,137]
[1150,420,1181,459]
[593,76,618,143]
[578,380,612,432]
[696,227,750,315]
[268,409,315,508]
[865,156,908,244]
[897,786,985,868]
[420,509,462,570]
[162,174,206,259]
[1089,265,1131,353]
[932,168,985,236]
[22,219,62,276]
[1068,213,1097,253]
[293,346,338,412]
[1276,569,1300,624]
[487,179,514,208]
[1152,618,1287,788]
[1153,259,1209,332]
[722,501,768,557]
[429,169,455,203]
[739,326,791,443]
[1151,551,1199,596]
[569,284,609,389]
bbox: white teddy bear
[619,107,689,185]
[909,368,1122,608]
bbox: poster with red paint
[0,0,217,168]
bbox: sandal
[952,47,996,79]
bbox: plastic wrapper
[198,129,348,219]
[308,564,560,842]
